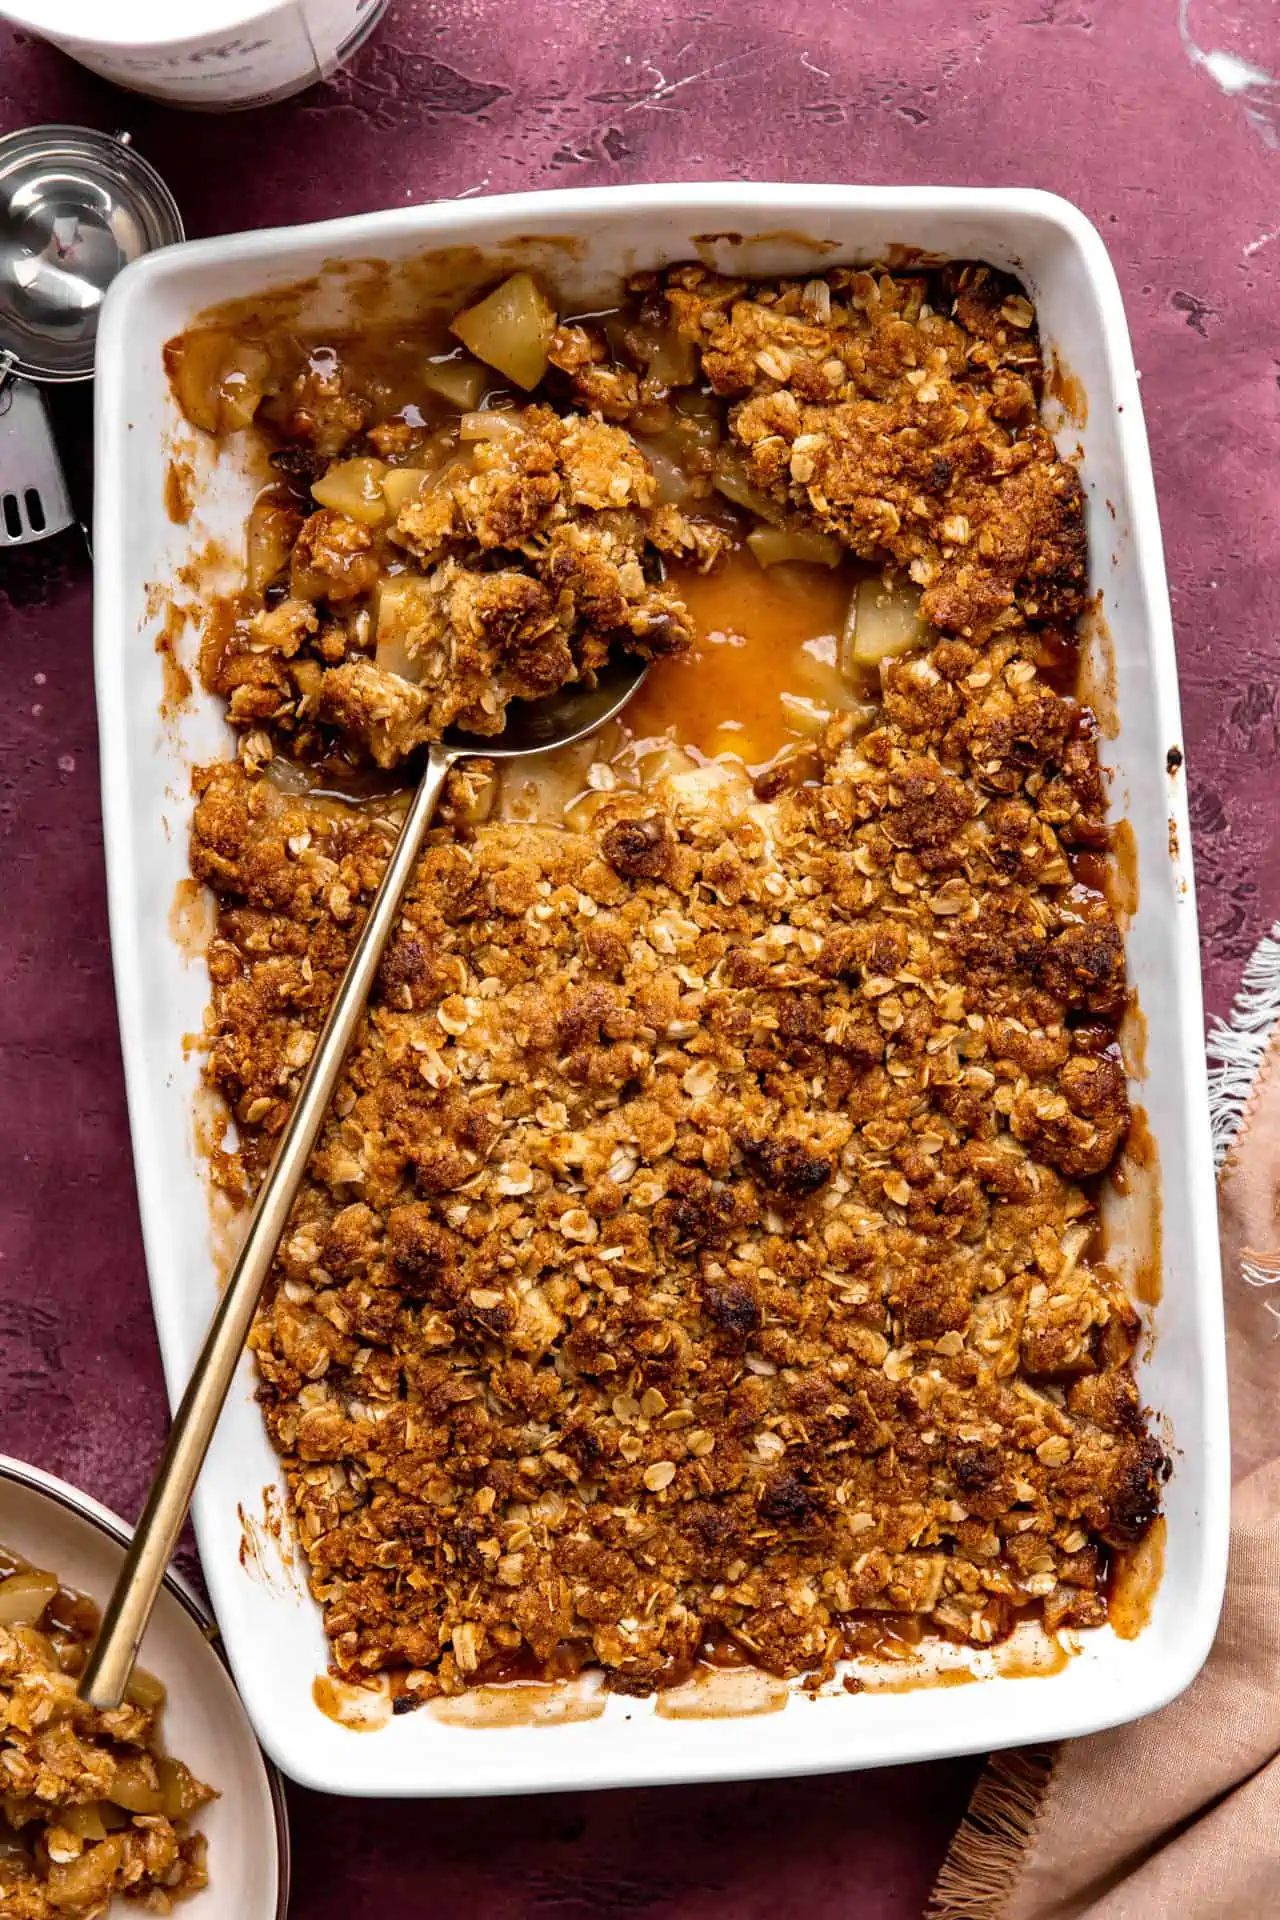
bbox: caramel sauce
[1024,623,1082,696]
[168,878,215,960]
[1109,819,1140,919]
[655,1668,789,1718]
[312,1673,392,1731]
[626,556,858,772]
[429,1681,607,1729]
[487,547,862,829]
[164,458,195,526]
[1079,601,1119,741]
[836,1609,928,1658]
[1046,353,1089,428]
[1108,1516,1166,1639]
[1109,1103,1163,1306]
[691,228,841,264]
[992,1628,1073,1681]
[0,1544,101,1651]
[155,602,193,713]
[196,592,251,694]
[1120,996,1149,1081]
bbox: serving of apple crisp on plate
[0,1551,212,1918]
[161,246,1168,1716]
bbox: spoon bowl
[81,651,654,1710]
[445,654,649,761]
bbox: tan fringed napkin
[929,1028,1280,1919]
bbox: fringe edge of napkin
[1207,918,1280,1167]
[925,1748,1056,1918]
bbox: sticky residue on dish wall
[169,876,216,959]
[237,1487,303,1600]
[147,502,239,732]
[1109,1517,1167,1641]
[155,601,195,713]
[690,227,841,269]
[313,1638,1085,1727]
[191,1082,251,1282]
[656,1667,790,1718]
[1108,1105,1164,1309]
[1078,599,1119,743]
[312,1673,394,1731]
[312,1670,611,1731]
[430,1679,608,1729]
[1120,997,1149,1082]
[1045,351,1089,429]
[165,455,196,526]
[1109,819,1141,922]
[835,1620,1075,1695]
[180,239,585,350]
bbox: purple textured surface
[1,3,1276,1913]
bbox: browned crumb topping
[180,258,1162,1701]
[204,407,703,770]
[194,613,1159,1697]
[0,1555,213,1918]
[652,262,1087,641]
[186,260,1086,775]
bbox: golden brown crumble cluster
[205,406,706,770]
[0,1560,212,1917]
[184,259,1161,1698]
[654,261,1087,639]
[193,646,1158,1698]
[196,260,1085,777]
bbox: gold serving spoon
[81,656,650,1708]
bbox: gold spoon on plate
[81,656,650,1707]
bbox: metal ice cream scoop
[0,124,183,547]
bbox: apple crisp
[0,1551,212,1917]
[175,258,1163,1699]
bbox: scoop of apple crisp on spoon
[80,656,649,1709]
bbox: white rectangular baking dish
[93,183,1229,1796]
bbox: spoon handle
[81,743,456,1707]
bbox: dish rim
[92,180,1231,1794]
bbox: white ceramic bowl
[92,183,1230,1796]
[0,1456,288,1912]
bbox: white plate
[92,183,1230,1796]
[0,1456,288,1912]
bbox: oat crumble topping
[0,1555,213,1917]
[656,261,1087,638]
[176,259,1163,1699]
[202,406,705,770]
